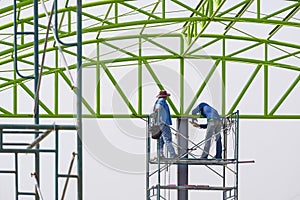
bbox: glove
[191,118,199,127]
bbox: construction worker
[191,102,222,159]
[153,90,176,158]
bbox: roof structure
[0,0,299,119]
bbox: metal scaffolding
[0,0,83,199]
[147,111,241,200]
[0,124,78,199]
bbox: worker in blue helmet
[191,102,222,159]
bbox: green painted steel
[0,0,299,121]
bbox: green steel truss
[0,0,299,119]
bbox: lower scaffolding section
[150,184,236,191]
[150,158,237,165]
[0,123,80,200]
[148,184,238,200]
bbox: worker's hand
[192,123,199,127]
[192,118,198,123]
[190,119,199,127]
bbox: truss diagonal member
[185,60,220,114]
[140,1,161,34]
[58,71,96,115]
[100,63,138,115]
[101,40,137,58]
[268,4,300,39]
[40,0,76,88]
[270,49,300,63]
[96,3,114,39]
[172,0,206,20]
[19,83,54,115]
[121,2,161,20]
[143,37,180,57]
[224,0,254,33]
[143,59,179,115]
[182,0,226,55]
[187,38,221,56]
[216,0,250,17]
[262,2,300,20]
[27,129,53,149]
[269,74,300,115]
[228,64,262,114]
[0,107,12,115]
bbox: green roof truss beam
[19,83,54,115]
[100,40,137,58]
[139,1,161,34]
[58,70,95,115]
[100,62,137,115]
[262,2,300,20]
[0,107,12,115]
[120,2,161,20]
[182,0,226,54]
[228,64,262,114]
[96,3,114,39]
[224,0,254,32]
[216,0,250,17]
[185,59,221,114]
[143,59,179,115]
[269,75,300,115]
[143,36,180,57]
[268,4,300,39]
[187,38,221,55]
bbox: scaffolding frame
[0,124,78,200]
[146,111,240,200]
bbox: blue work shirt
[154,98,172,125]
[192,102,220,122]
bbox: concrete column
[177,118,188,200]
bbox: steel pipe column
[177,118,188,200]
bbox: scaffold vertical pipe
[77,0,83,199]
[146,116,150,200]
[34,152,39,200]
[55,130,59,200]
[222,117,227,200]
[15,153,18,200]
[236,111,240,199]
[177,118,188,200]
[0,129,2,150]
[157,139,161,200]
[33,0,39,121]
[33,0,40,199]
[138,38,142,115]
